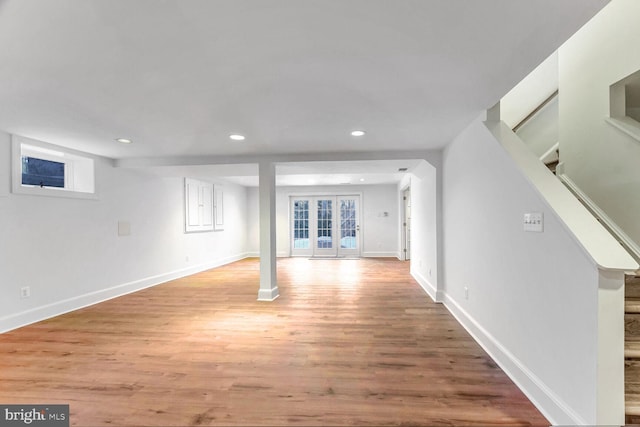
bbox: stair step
[627,396,640,415]
[627,312,640,339]
[627,413,640,425]
[627,341,640,358]
[627,298,640,314]
[628,354,640,421]
[627,360,640,410]
[627,276,640,299]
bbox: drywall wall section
[279,185,398,257]
[246,184,399,258]
[559,0,640,249]
[0,133,9,197]
[246,186,260,256]
[399,161,439,300]
[501,51,558,129]
[443,116,601,424]
[0,131,249,332]
[514,95,558,158]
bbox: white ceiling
[0,1,607,186]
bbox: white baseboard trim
[257,287,280,301]
[0,252,249,334]
[411,269,442,302]
[362,251,398,258]
[442,292,586,426]
[245,251,260,257]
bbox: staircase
[545,156,559,175]
[509,90,640,422]
[626,274,640,424]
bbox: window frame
[11,135,98,200]
[606,69,640,143]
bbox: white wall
[501,51,558,129]
[0,133,8,197]
[0,131,249,332]
[246,184,399,258]
[399,161,439,300]
[559,0,640,249]
[246,186,260,256]
[515,96,558,158]
[442,116,602,424]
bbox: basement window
[606,69,640,142]
[11,135,97,199]
[22,157,65,188]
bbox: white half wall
[0,131,249,333]
[443,116,602,424]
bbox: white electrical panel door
[186,180,201,228]
[202,186,214,227]
[214,186,224,231]
[185,178,214,233]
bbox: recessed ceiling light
[351,130,365,137]
[359,178,365,182]
[116,138,132,144]
[229,134,245,141]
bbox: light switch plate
[523,212,543,232]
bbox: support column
[257,161,279,301]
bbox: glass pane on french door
[316,199,333,250]
[337,195,360,257]
[340,199,356,249]
[292,200,310,249]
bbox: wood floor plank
[0,258,548,426]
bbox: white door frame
[400,186,411,261]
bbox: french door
[291,195,360,258]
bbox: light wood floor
[0,258,548,426]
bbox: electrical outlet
[464,286,469,300]
[185,255,190,262]
[20,286,31,299]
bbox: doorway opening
[290,195,361,258]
